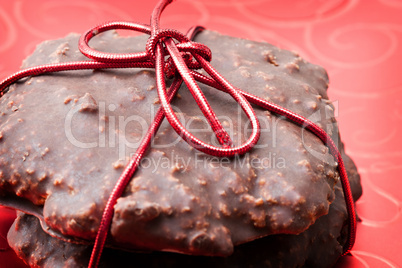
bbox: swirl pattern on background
[0,0,401,267]
[13,0,133,39]
[233,0,358,27]
[305,23,399,68]
[340,251,399,268]
[0,6,17,53]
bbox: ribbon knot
[145,28,212,79]
[145,28,211,63]
[0,0,356,267]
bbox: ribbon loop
[79,21,151,63]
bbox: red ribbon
[0,0,356,267]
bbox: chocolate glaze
[0,30,362,258]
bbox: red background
[1,0,401,267]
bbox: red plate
[1,0,401,267]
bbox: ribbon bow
[0,0,356,267]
